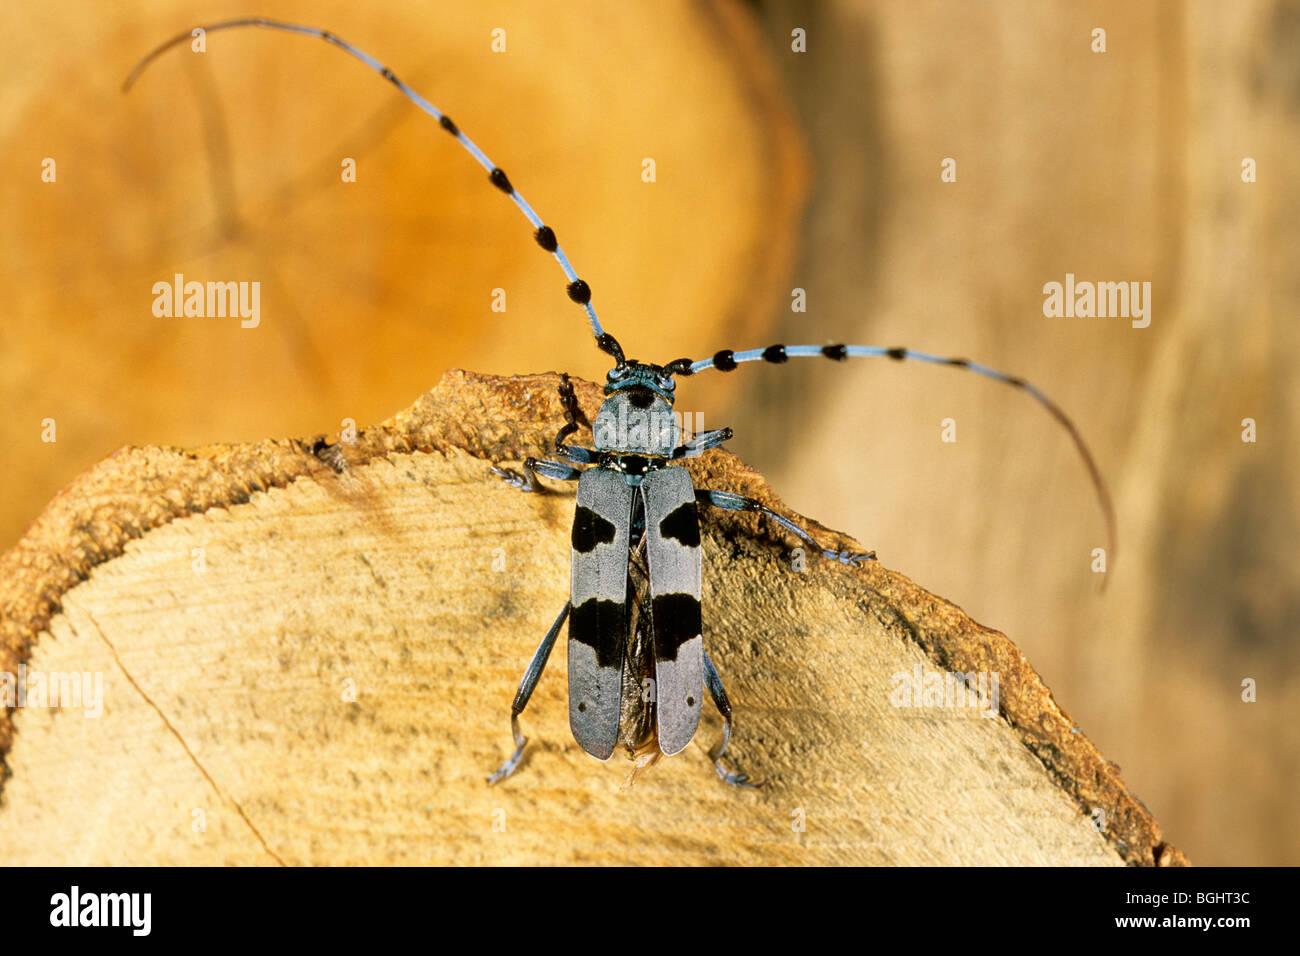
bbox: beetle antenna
[680,343,1116,570]
[124,17,624,362]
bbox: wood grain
[0,371,1182,865]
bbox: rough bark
[0,371,1184,865]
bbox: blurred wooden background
[1,0,804,544]
[734,0,1299,867]
[3,0,1296,865]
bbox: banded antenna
[124,17,626,365]
[666,343,1117,566]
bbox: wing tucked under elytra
[641,466,704,756]
[569,468,634,760]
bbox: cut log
[0,371,1184,865]
[0,0,806,549]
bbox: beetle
[485,358,878,787]
[127,18,1114,789]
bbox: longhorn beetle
[128,19,1115,789]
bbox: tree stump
[0,371,1184,865]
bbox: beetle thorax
[593,389,680,456]
[595,361,681,457]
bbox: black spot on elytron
[567,279,592,304]
[489,167,514,194]
[570,598,625,669]
[439,115,460,136]
[626,388,655,410]
[578,701,587,712]
[534,226,558,251]
[572,506,617,553]
[651,593,702,662]
[658,502,700,548]
[822,344,849,361]
[885,347,907,361]
[713,349,737,371]
[687,695,696,707]
[762,344,788,363]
